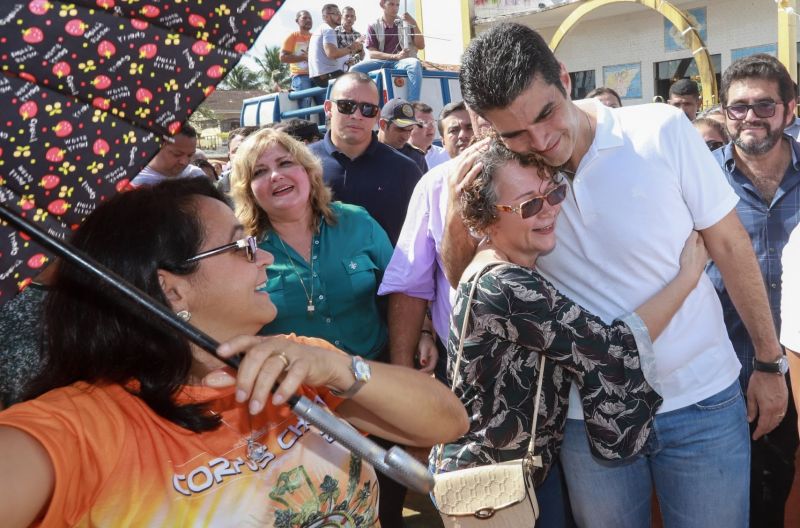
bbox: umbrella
[0,1,434,493]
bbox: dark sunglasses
[331,99,380,118]
[496,183,568,219]
[705,140,724,151]
[724,101,782,120]
[185,235,258,264]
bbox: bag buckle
[474,508,496,519]
[524,454,543,469]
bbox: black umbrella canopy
[0,0,282,303]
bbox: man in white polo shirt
[443,23,786,528]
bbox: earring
[176,310,192,322]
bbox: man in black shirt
[310,72,421,245]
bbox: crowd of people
[1,9,800,528]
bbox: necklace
[210,409,269,463]
[276,233,316,316]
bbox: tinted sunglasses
[331,99,380,118]
[724,101,782,120]
[496,183,568,219]
[705,140,724,151]
[185,236,258,264]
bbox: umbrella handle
[291,395,435,493]
[0,204,434,493]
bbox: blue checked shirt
[707,136,800,388]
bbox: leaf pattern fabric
[435,263,662,487]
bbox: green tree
[254,45,290,90]
[219,64,262,90]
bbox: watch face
[778,356,789,374]
[353,357,371,382]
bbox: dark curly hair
[460,139,558,234]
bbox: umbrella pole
[0,203,435,493]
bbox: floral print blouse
[433,263,662,487]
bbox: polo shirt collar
[323,130,380,160]
[585,98,624,151]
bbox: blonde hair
[230,128,335,237]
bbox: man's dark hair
[176,123,197,139]
[586,87,623,106]
[26,178,227,433]
[228,126,259,143]
[720,53,795,107]
[275,118,323,143]
[460,23,565,115]
[692,116,728,142]
[296,10,310,21]
[438,100,466,135]
[412,101,433,114]
[322,3,339,15]
[669,78,700,98]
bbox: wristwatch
[753,356,789,375]
[332,355,371,398]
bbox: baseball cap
[381,98,420,128]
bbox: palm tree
[219,64,262,90]
[254,46,290,90]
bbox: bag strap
[434,261,548,472]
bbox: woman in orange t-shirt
[0,178,468,527]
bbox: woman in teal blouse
[231,128,392,359]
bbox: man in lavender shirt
[378,107,489,380]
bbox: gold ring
[275,352,290,370]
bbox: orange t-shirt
[282,31,310,76]
[0,335,379,527]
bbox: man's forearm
[703,211,782,359]
[441,207,477,288]
[387,293,427,368]
[366,48,396,61]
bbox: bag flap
[433,460,528,516]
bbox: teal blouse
[258,202,393,358]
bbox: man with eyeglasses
[442,24,784,527]
[377,98,427,174]
[308,4,363,89]
[707,53,799,528]
[408,101,449,170]
[310,72,421,246]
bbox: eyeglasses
[330,99,380,118]
[185,236,258,264]
[705,140,724,151]
[724,101,782,120]
[496,183,568,219]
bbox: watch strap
[753,357,787,374]
[331,356,369,398]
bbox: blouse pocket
[342,254,379,298]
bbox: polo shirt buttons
[771,283,777,289]
[318,294,324,300]
[334,340,341,346]
[326,318,332,324]
[314,240,319,245]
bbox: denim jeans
[290,74,323,109]
[560,380,750,528]
[351,58,423,102]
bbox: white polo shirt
[781,225,800,352]
[308,25,341,78]
[537,100,741,417]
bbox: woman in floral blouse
[433,140,709,526]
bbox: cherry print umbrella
[0,1,435,493]
[0,0,280,300]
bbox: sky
[241,0,416,67]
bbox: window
[653,54,721,104]
[570,70,595,100]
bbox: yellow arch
[549,0,717,108]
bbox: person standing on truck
[280,11,316,108]
[351,0,425,102]
[335,6,365,71]
[309,5,364,90]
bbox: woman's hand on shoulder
[678,231,709,286]
[215,336,350,414]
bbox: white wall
[419,0,468,65]
[479,0,787,105]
